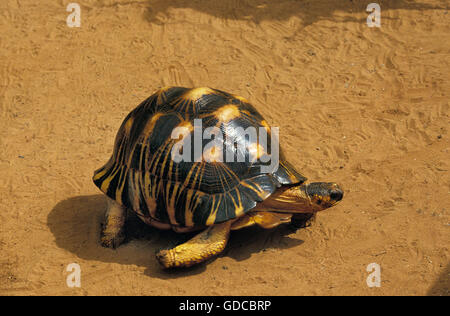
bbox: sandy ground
[0,0,449,296]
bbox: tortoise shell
[93,87,306,229]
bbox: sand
[0,0,448,296]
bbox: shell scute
[93,87,306,229]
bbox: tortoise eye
[330,190,343,201]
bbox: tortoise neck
[253,185,313,213]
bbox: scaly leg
[100,197,127,249]
[156,221,232,268]
[290,212,316,230]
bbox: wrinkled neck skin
[253,184,320,213]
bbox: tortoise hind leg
[100,197,127,249]
[156,221,232,268]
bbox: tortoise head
[254,181,343,213]
[302,182,344,211]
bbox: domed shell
[93,87,306,229]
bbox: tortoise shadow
[427,263,450,296]
[225,224,304,262]
[48,194,305,279]
[144,0,447,25]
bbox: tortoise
[93,87,343,268]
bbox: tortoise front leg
[156,221,232,268]
[100,197,127,249]
[290,212,316,230]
